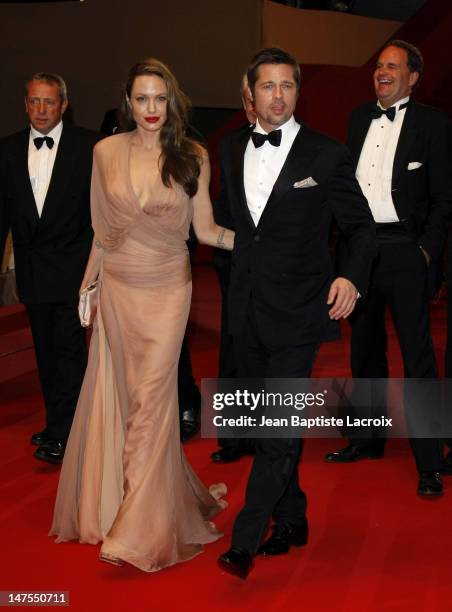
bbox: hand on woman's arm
[192,149,234,251]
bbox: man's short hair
[382,40,424,83]
[247,47,301,94]
[25,72,68,102]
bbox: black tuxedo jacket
[219,123,376,346]
[0,124,101,304]
[347,100,452,261]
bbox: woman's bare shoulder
[94,132,131,156]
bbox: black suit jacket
[0,123,101,303]
[347,100,452,261]
[219,123,376,346]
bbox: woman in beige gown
[49,59,234,572]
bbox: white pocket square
[293,177,318,188]
[407,161,423,170]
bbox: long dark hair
[120,58,200,197]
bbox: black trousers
[349,240,441,472]
[26,302,88,442]
[213,251,237,382]
[445,234,452,378]
[231,301,317,556]
[213,252,254,452]
[444,235,452,448]
[177,335,201,414]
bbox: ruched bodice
[92,133,193,288]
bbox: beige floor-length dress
[49,132,226,572]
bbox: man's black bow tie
[371,102,409,122]
[251,129,282,148]
[34,136,54,150]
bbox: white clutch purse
[78,281,99,327]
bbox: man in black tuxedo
[325,41,452,496]
[0,72,100,463]
[217,48,376,579]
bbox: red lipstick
[145,116,159,123]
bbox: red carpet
[1,261,451,611]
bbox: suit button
[254,235,260,242]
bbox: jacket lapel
[231,125,255,230]
[392,100,417,186]
[256,125,319,228]
[348,105,373,170]
[39,124,77,224]
[13,130,40,227]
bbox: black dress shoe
[217,547,253,580]
[257,523,308,556]
[211,446,254,463]
[180,408,200,443]
[325,443,384,463]
[31,430,51,446]
[440,449,452,476]
[33,440,65,465]
[417,471,443,496]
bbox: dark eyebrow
[28,96,57,101]
[260,80,294,86]
[376,61,400,69]
[134,91,167,96]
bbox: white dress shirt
[244,116,300,226]
[355,96,409,223]
[28,121,63,217]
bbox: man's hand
[327,277,358,320]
